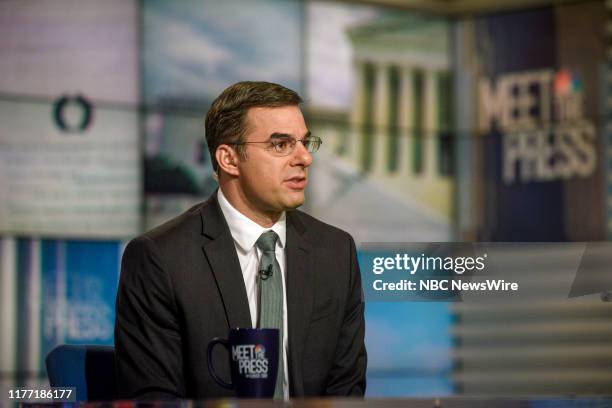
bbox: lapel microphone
[259,264,273,280]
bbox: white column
[398,66,415,178]
[423,69,439,178]
[0,237,17,374]
[373,63,391,175]
[26,239,42,375]
[350,60,366,166]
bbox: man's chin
[282,192,305,210]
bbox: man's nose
[291,140,313,167]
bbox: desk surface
[21,397,612,408]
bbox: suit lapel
[285,211,314,397]
[200,193,252,330]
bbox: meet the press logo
[479,68,595,184]
[232,344,269,379]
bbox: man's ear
[215,145,240,176]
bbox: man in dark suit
[114,81,366,399]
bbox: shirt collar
[217,188,286,253]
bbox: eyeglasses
[233,135,322,157]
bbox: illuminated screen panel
[304,0,454,244]
[141,0,303,227]
[0,99,140,238]
[143,110,217,230]
[142,0,303,106]
[2,238,122,377]
[0,0,140,238]
[457,1,607,241]
[0,0,138,104]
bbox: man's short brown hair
[205,81,302,173]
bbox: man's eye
[272,140,290,149]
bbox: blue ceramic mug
[207,328,280,398]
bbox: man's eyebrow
[269,132,292,139]
[268,130,311,139]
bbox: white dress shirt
[217,188,289,399]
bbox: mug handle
[207,337,233,389]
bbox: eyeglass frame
[231,132,322,156]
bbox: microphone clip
[259,264,273,280]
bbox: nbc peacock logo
[254,344,266,359]
[232,344,269,379]
[553,68,585,122]
[553,69,583,97]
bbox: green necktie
[256,230,284,399]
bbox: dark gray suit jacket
[114,192,367,399]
